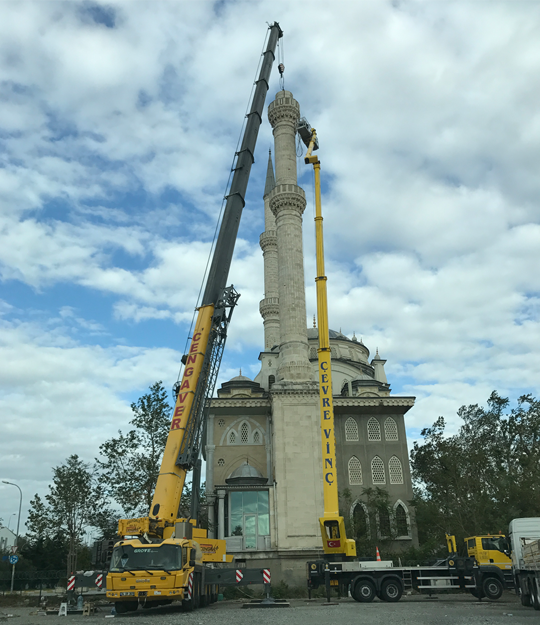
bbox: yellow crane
[299,120,356,558]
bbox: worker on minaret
[267,90,312,383]
[259,151,280,351]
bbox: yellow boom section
[305,131,356,558]
[151,304,214,523]
[117,304,214,539]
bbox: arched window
[218,418,225,428]
[309,347,317,360]
[348,456,362,485]
[371,456,386,484]
[367,418,381,441]
[389,456,403,484]
[240,422,249,444]
[395,503,409,536]
[345,417,359,441]
[268,375,275,388]
[384,417,398,441]
[253,431,261,444]
[229,431,236,444]
[352,503,369,540]
[378,509,391,537]
[217,458,225,466]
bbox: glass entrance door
[243,514,257,550]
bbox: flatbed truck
[508,517,540,609]
[307,554,506,602]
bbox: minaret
[267,91,312,383]
[372,349,389,384]
[259,151,280,350]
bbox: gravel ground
[0,592,534,625]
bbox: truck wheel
[482,576,503,601]
[529,579,540,610]
[520,591,532,607]
[380,579,402,602]
[352,579,376,603]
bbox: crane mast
[299,121,356,557]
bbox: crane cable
[175,27,272,385]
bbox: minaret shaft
[267,91,312,382]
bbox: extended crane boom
[299,119,356,557]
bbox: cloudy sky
[1,0,539,531]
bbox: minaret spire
[264,150,275,197]
[259,150,280,350]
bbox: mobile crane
[105,22,283,614]
[298,124,506,603]
[297,121,356,558]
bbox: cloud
[1,0,540,526]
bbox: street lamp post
[7,513,17,531]
[2,481,22,593]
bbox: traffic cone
[376,546,382,562]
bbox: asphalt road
[2,593,536,624]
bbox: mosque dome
[225,461,267,485]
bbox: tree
[26,454,109,576]
[340,486,398,558]
[96,381,172,518]
[410,392,540,548]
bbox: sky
[1,0,539,533]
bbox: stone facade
[205,90,417,586]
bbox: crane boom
[299,120,356,557]
[117,22,283,541]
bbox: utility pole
[2,481,22,593]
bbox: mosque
[204,90,417,583]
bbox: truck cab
[466,535,512,570]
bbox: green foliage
[26,454,109,575]
[96,381,172,517]
[411,392,540,546]
[340,486,398,559]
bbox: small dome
[230,374,252,382]
[307,328,353,341]
[225,462,267,485]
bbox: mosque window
[348,456,362,485]
[240,422,249,444]
[218,419,225,428]
[229,431,236,444]
[217,458,225,467]
[352,503,369,539]
[253,431,261,444]
[345,417,359,441]
[378,509,391,538]
[229,491,270,546]
[396,503,409,536]
[371,456,386,484]
[367,418,381,441]
[384,417,398,441]
[310,348,317,359]
[389,456,404,484]
[268,375,275,389]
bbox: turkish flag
[327,540,341,548]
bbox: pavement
[0,592,536,625]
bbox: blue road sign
[9,555,19,565]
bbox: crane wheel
[352,579,376,603]
[380,579,403,602]
[482,576,503,601]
